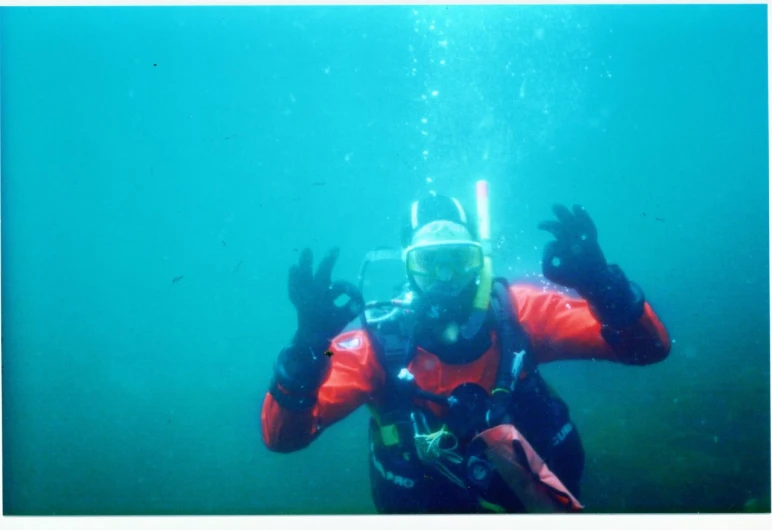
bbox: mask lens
[406,243,483,277]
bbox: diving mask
[403,220,484,296]
[404,240,484,279]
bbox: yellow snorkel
[461,180,493,339]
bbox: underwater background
[1,4,769,515]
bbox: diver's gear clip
[466,454,495,491]
[410,410,466,490]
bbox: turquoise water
[1,5,769,515]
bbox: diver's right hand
[288,247,363,349]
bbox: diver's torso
[367,345,583,514]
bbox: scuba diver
[261,182,671,514]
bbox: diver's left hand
[537,204,608,293]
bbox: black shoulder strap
[375,327,415,381]
[365,311,420,441]
[490,277,532,393]
[366,311,417,383]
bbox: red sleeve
[511,284,671,366]
[261,329,385,452]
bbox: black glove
[446,383,491,440]
[485,390,514,428]
[271,247,363,409]
[447,385,514,439]
[538,204,644,328]
[538,204,607,291]
[289,247,363,348]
